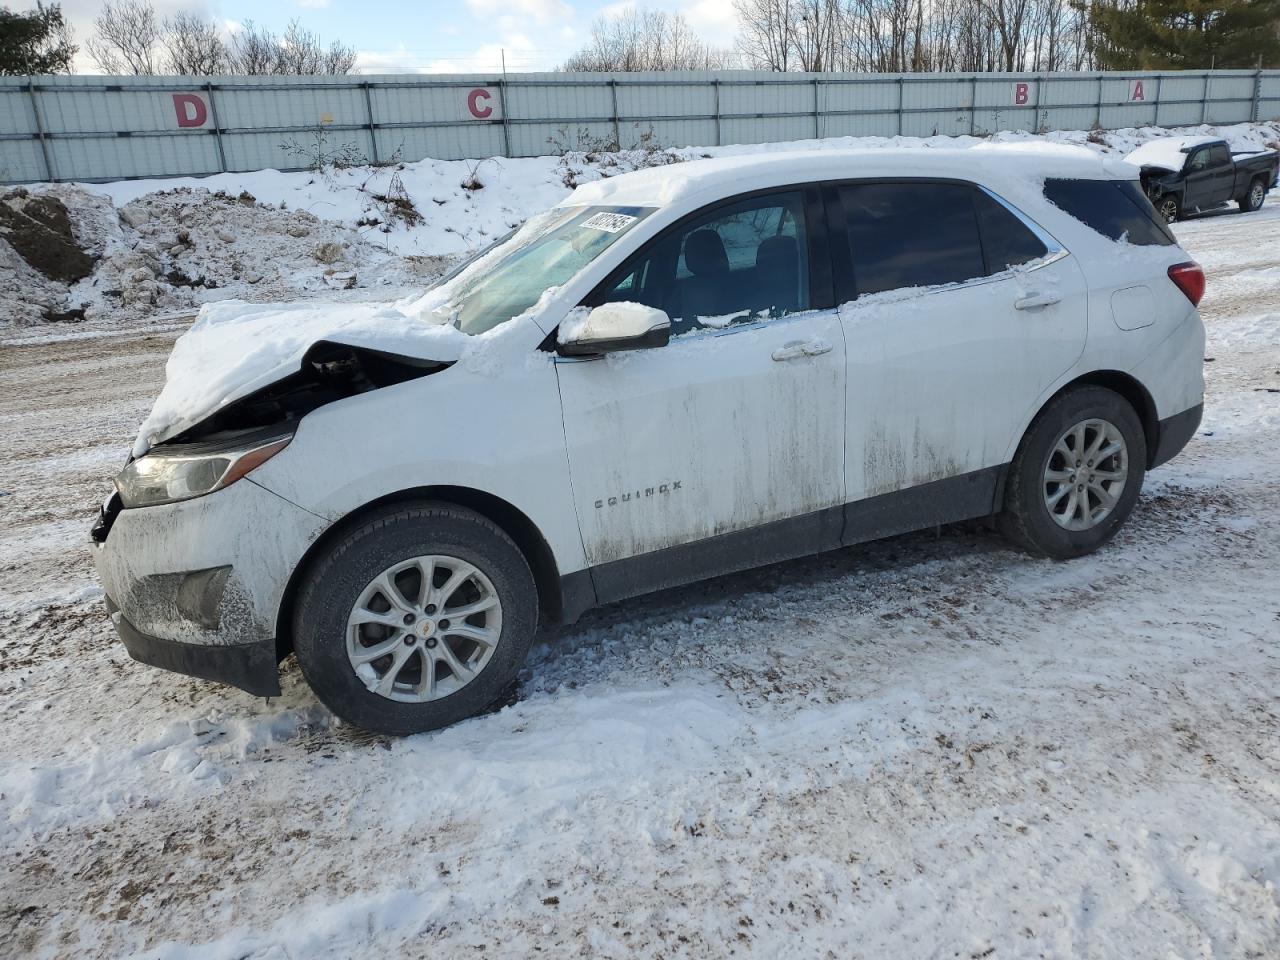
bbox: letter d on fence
[173,93,208,128]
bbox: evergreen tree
[0,2,76,75]
[1087,0,1280,69]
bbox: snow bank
[3,121,1277,330]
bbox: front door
[555,188,846,601]
[827,179,1089,529]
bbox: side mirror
[557,303,671,357]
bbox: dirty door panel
[556,314,846,568]
[832,179,1089,502]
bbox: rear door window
[973,190,1049,273]
[839,182,985,295]
[1042,179,1175,246]
[1208,143,1232,167]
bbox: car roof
[567,145,1136,210]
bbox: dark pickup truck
[1126,137,1279,223]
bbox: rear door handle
[772,338,832,361]
[1014,292,1061,310]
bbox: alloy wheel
[1042,418,1129,532]
[1158,197,1178,223]
[1249,182,1265,210]
[346,555,502,702]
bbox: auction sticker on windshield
[581,212,638,232]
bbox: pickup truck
[1125,135,1279,223]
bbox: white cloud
[463,0,572,27]
[297,0,331,8]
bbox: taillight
[1168,261,1205,307]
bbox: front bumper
[107,596,281,696]
[93,478,329,695]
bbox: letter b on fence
[1014,82,1030,105]
[173,93,208,128]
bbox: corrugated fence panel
[3,70,1277,183]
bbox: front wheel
[292,503,538,735]
[999,386,1147,559]
[1238,178,1266,213]
[1155,194,1181,223]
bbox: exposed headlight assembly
[115,435,292,509]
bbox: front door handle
[1014,292,1061,310]
[772,338,832,361]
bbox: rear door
[827,179,1089,517]
[555,187,847,600]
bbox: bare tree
[562,9,733,71]
[226,18,356,75]
[735,0,796,69]
[87,0,160,75]
[731,0,1095,73]
[162,11,227,75]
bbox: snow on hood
[1124,136,1216,172]
[133,298,469,457]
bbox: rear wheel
[1238,178,1266,213]
[999,386,1147,559]
[1156,194,1180,223]
[292,503,537,735]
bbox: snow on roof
[1124,135,1219,171]
[567,144,1133,209]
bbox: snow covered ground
[1,139,1279,958]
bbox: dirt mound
[0,185,444,327]
[0,189,96,284]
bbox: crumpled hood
[134,297,471,456]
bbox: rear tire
[1238,178,1266,213]
[292,502,537,735]
[999,386,1147,560]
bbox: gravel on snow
[0,198,1278,958]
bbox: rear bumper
[1151,402,1203,468]
[106,596,281,697]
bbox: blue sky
[61,0,740,73]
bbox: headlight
[115,435,292,508]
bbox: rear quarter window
[1043,179,1175,247]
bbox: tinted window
[1208,143,1232,167]
[1043,179,1175,247]
[600,191,811,335]
[1187,147,1210,171]
[841,182,985,295]
[973,190,1049,272]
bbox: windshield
[435,205,653,335]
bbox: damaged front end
[91,339,453,697]
[93,340,451,544]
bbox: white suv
[93,149,1206,734]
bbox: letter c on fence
[467,88,493,119]
[1014,82,1029,105]
[173,93,208,128]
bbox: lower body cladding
[93,478,329,697]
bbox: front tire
[292,503,537,735]
[1155,194,1181,223]
[999,386,1147,560]
[1238,178,1266,213]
